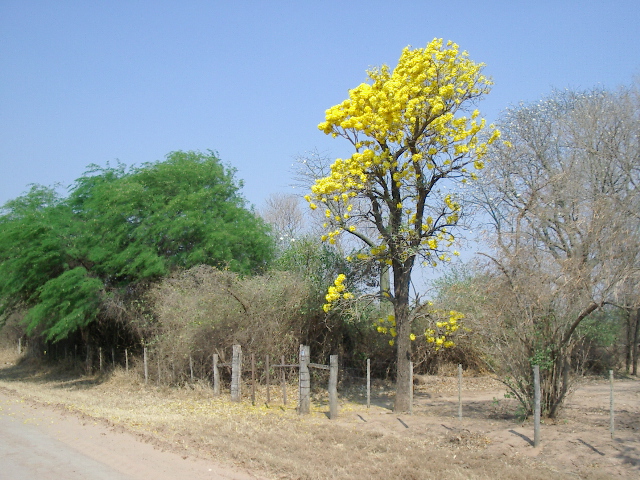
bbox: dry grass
[0,349,567,479]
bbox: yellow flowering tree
[307,39,500,411]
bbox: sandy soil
[0,353,638,480]
[0,388,263,480]
[345,375,640,479]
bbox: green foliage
[572,306,627,374]
[432,264,490,320]
[272,237,388,367]
[0,150,274,342]
[529,346,555,372]
[70,150,273,281]
[0,186,70,315]
[576,308,624,348]
[274,236,349,290]
[24,267,103,342]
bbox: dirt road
[0,391,260,480]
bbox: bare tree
[261,193,306,252]
[474,85,640,417]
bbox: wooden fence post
[157,355,161,385]
[367,358,371,409]
[609,370,615,439]
[189,355,194,382]
[409,361,414,415]
[143,347,148,384]
[533,365,541,447]
[251,353,256,406]
[231,345,242,402]
[329,355,338,419]
[99,347,103,372]
[213,354,220,395]
[111,347,115,367]
[298,345,310,414]
[125,348,129,372]
[458,364,462,420]
[86,344,92,374]
[265,355,271,405]
[18,338,21,355]
[281,355,287,406]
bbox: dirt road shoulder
[0,388,262,480]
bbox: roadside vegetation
[0,42,638,433]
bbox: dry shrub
[145,266,314,382]
[0,310,25,350]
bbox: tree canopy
[0,150,274,341]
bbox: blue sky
[1,0,639,215]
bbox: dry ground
[0,350,638,479]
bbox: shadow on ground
[0,355,110,390]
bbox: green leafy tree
[70,150,273,281]
[0,150,274,342]
[0,186,71,319]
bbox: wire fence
[13,338,623,445]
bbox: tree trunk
[395,307,412,412]
[547,351,570,418]
[393,265,413,413]
[380,265,390,298]
[625,310,632,374]
[631,308,639,376]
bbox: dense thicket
[142,235,407,383]
[0,150,274,343]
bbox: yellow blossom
[312,39,491,364]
